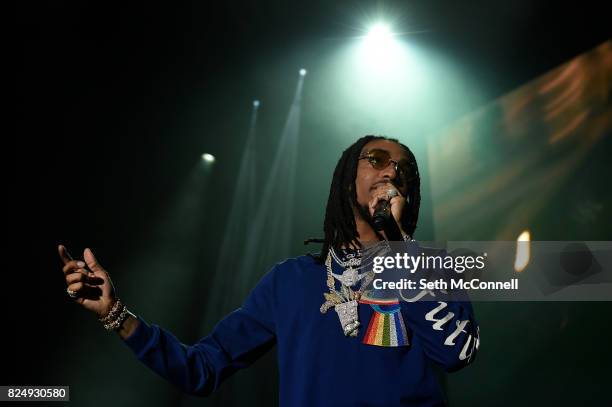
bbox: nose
[379,160,406,189]
[379,160,399,180]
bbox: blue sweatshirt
[123,254,479,406]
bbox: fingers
[369,194,383,216]
[376,184,402,199]
[66,281,103,300]
[59,246,114,304]
[62,259,88,276]
[65,271,104,286]
[60,246,109,304]
[369,184,406,218]
[59,245,92,279]
[389,195,404,206]
[66,271,88,285]
[369,185,398,215]
[83,248,104,273]
[372,184,403,202]
[368,197,380,216]
[58,245,73,265]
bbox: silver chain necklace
[319,237,412,337]
[329,246,362,268]
[320,251,375,337]
[328,247,366,287]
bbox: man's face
[354,139,411,216]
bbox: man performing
[59,135,479,406]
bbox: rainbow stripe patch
[361,302,409,347]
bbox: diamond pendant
[333,267,363,287]
[335,300,360,337]
[343,267,359,286]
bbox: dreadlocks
[316,135,421,264]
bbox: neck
[339,206,408,249]
[355,214,381,245]
[339,208,382,249]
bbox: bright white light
[299,68,307,76]
[358,23,409,77]
[366,24,392,44]
[514,230,531,272]
[201,153,215,163]
[253,100,260,108]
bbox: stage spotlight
[299,68,307,76]
[514,230,531,272]
[253,100,260,108]
[365,23,392,46]
[201,153,215,163]
[361,23,400,65]
[355,22,413,80]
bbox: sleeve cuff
[122,315,153,355]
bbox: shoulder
[265,254,324,288]
[272,253,321,274]
[253,254,322,290]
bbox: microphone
[372,188,399,231]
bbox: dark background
[13,1,611,406]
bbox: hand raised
[58,245,117,319]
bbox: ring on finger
[66,287,78,298]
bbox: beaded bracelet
[98,299,130,331]
[103,305,129,331]
[98,299,123,324]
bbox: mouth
[370,180,392,191]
